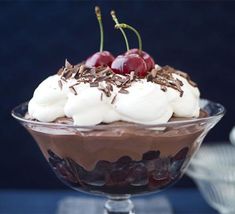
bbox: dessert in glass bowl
[12,7,225,214]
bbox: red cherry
[85,51,115,68]
[125,48,155,71]
[111,54,147,77]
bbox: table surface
[0,188,218,214]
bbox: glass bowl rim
[11,99,225,129]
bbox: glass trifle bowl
[12,99,224,214]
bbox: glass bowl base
[57,195,172,214]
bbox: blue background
[0,1,234,189]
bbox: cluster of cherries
[85,7,155,77]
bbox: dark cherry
[128,163,148,186]
[85,51,115,68]
[48,149,185,195]
[125,48,155,71]
[111,54,147,77]
[143,150,160,161]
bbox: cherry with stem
[85,6,114,68]
[115,23,155,71]
[110,11,147,77]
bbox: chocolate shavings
[57,59,197,99]
[58,80,63,90]
[146,65,185,97]
[111,94,117,104]
[118,89,129,94]
[69,86,77,95]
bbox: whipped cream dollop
[28,75,67,122]
[28,63,200,126]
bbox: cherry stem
[115,23,142,52]
[111,10,130,51]
[95,6,104,52]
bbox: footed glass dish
[12,99,224,214]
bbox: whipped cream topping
[28,75,67,122]
[28,62,200,126]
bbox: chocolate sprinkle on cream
[57,60,197,98]
[161,85,167,92]
[146,65,197,97]
[111,94,117,104]
[90,82,99,87]
[69,86,77,95]
[100,92,103,101]
[58,80,63,90]
[119,89,129,94]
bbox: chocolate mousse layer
[25,110,208,195]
